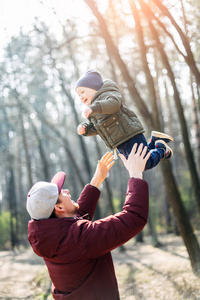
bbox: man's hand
[90,152,115,189]
[84,107,93,118]
[119,143,151,179]
[77,124,86,135]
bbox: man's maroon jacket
[28,177,149,300]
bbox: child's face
[76,86,97,106]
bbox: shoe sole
[155,139,173,159]
[152,131,174,142]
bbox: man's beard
[73,202,79,214]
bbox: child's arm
[89,93,122,116]
[84,107,93,118]
[77,123,98,136]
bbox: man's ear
[54,203,64,212]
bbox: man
[27,143,150,300]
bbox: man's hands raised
[119,143,151,179]
[90,152,115,189]
[90,143,150,189]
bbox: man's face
[58,189,79,217]
[76,86,97,106]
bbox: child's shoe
[155,140,173,159]
[151,131,174,144]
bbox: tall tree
[151,0,200,87]
[138,0,200,214]
[83,0,200,274]
[129,0,160,129]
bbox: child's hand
[77,124,86,135]
[84,107,93,118]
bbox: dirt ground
[113,234,200,300]
[0,234,200,300]
[0,246,44,299]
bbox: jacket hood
[93,79,120,99]
[91,79,121,105]
[96,79,119,95]
[28,218,74,258]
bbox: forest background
[0,0,200,278]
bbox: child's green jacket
[80,79,145,149]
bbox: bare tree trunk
[138,1,200,273]
[136,231,143,243]
[58,71,92,181]
[148,214,161,247]
[15,135,24,209]
[151,0,200,87]
[180,0,200,174]
[30,119,51,181]
[129,0,159,129]
[7,42,34,188]
[163,193,173,234]
[139,1,200,214]
[94,136,114,216]
[38,21,93,183]
[190,75,200,175]
[13,91,33,188]
[7,165,18,250]
[36,111,86,187]
[161,160,200,274]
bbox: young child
[75,70,173,170]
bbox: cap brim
[51,172,66,194]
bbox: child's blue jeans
[117,133,164,170]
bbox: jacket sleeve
[76,184,101,220]
[76,178,149,259]
[79,122,98,137]
[90,93,122,115]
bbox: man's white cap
[26,172,66,220]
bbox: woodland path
[0,234,200,300]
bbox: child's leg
[117,134,148,160]
[145,149,164,170]
[117,134,167,170]
[145,140,173,170]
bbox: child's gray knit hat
[75,70,103,91]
